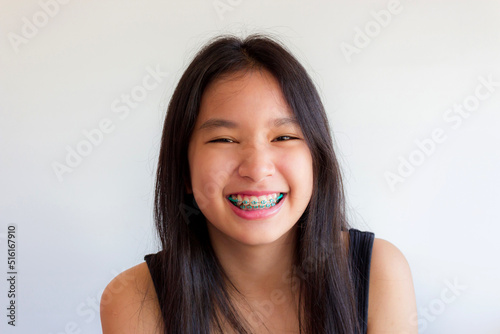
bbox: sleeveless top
[144,228,375,333]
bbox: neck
[207,224,298,301]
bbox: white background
[1,0,499,333]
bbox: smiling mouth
[227,193,285,210]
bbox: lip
[226,193,287,220]
[226,191,285,197]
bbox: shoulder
[367,238,418,333]
[100,262,163,333]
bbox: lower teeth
[238,203,275,210]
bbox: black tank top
[144,228,375,333]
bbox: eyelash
[210,136,298,143]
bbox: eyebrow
[198,116,300,131]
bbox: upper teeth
[229,193,281,206]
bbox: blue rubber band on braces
[228,193,284,204]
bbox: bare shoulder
[367,238,418,334]
[100,262,163,334]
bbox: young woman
[100,34,417,334]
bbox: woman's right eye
[209,138,234,143]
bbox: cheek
[280,147,313,185]
[190,149,234,195]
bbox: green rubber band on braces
[228,193,284,204]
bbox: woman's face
[187,69,313,247]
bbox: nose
[238,145,276,183]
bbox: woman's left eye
[273,136,297,141]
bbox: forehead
[195,70,300,131]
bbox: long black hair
[154,34,360,333]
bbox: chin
[234,226,295,247]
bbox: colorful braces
[228,193,284,209]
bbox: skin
[100,69,418,334]
[185,69,315,332]
[187,69,313,303]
